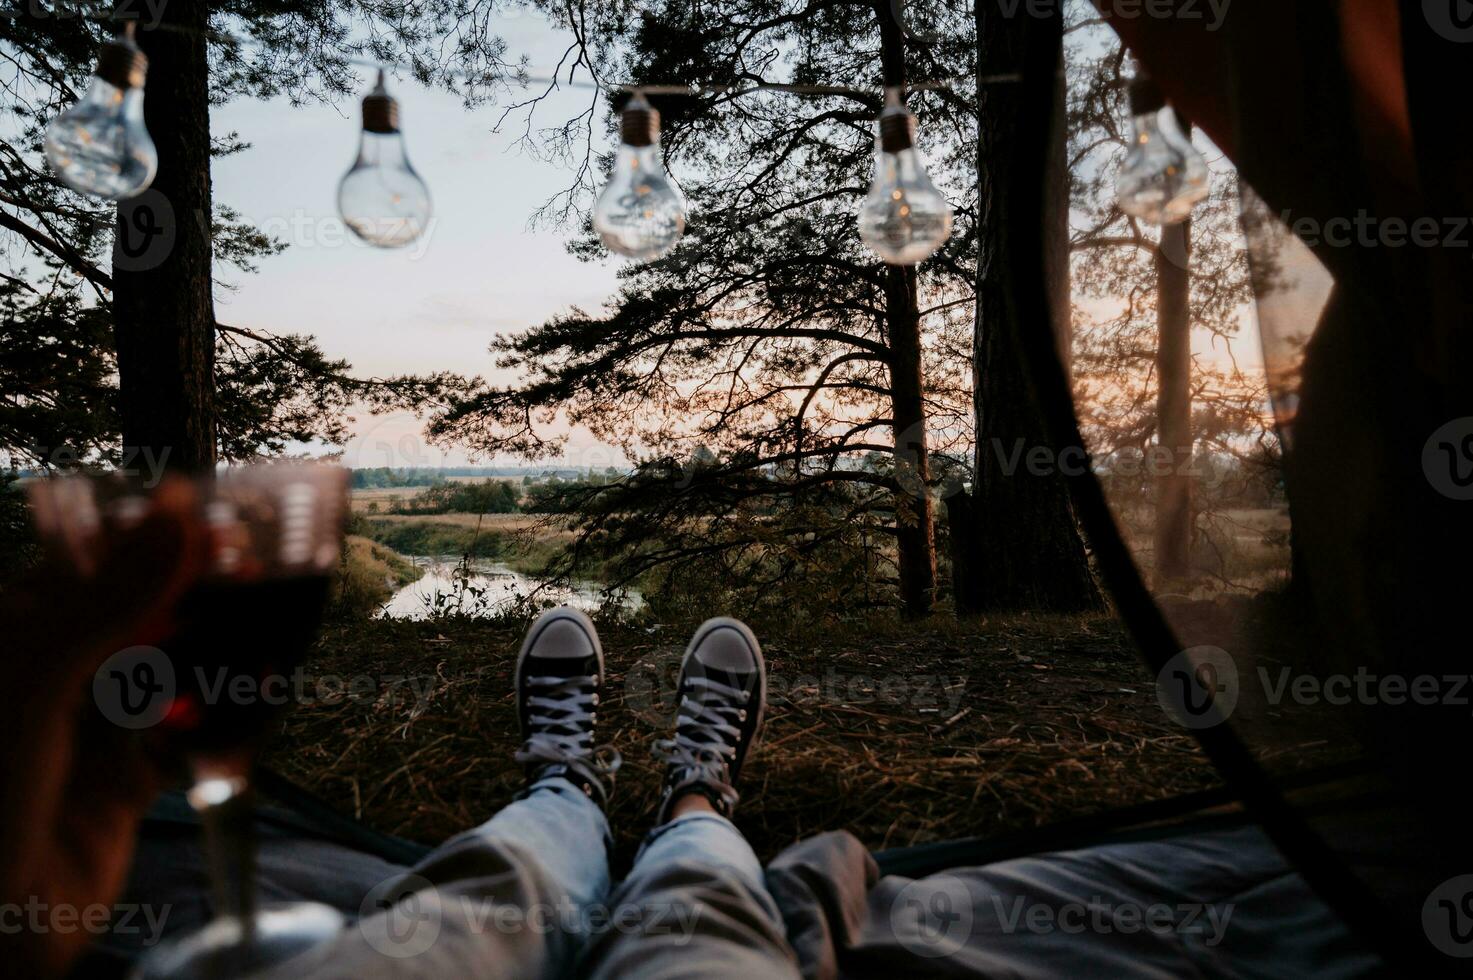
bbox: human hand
[0,478,208,977]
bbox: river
[378,556,640,620]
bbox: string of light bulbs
[40,21,1204,269]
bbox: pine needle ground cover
[266,613,1220,867]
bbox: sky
[209,11,623,469]
[203,10,1273,472]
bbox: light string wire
[0,7,1019,98]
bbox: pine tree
[435,0,979,618]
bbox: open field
[348,515,578,576]
[441,474,526,485]
[353,511,547,531]
[350,480,534,512]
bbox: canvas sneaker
[654,617,766,823]
[514,606,620,806]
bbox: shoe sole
[514,606,605,742]
[677,616,767,773]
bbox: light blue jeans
[469,775,614,917]
[628,812,784,927]
[469,777,784,951]
[339,776,799,978]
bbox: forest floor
[266,611,1220,868]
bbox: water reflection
[378,556,640,620]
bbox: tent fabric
[1055,2,1473,968]
[83,796,1379,978]
[767,823,1380,978]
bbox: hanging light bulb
[337,70,433,248]
[44,23,157,200]
[1116,70,1208,226]
[593,93,686,260]
[857,88,953,266]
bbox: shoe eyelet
[591,692,600,705]
[738,709,748,722]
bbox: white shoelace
[515,674,601,769]
[654,675,751,786]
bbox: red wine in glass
[158,575,332,756]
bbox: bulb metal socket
[362,92,400,134]
[94,35,147,90]
[1127,75,1166,116]
[878,105,916,154]
[621,96,659,147]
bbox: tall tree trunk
[112,5,215,473]
[877,0,936,618]
[1154,205,1193,583]
[886,264,937,618]
[954,0,1101,613]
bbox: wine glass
[27,463,350,979]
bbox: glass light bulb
[1116,107,1209,226]
[858,94,953,265]
[44,33,156,201]
[593,95,686,260]
[337,75,432,249]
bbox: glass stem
[188,763,258,946]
